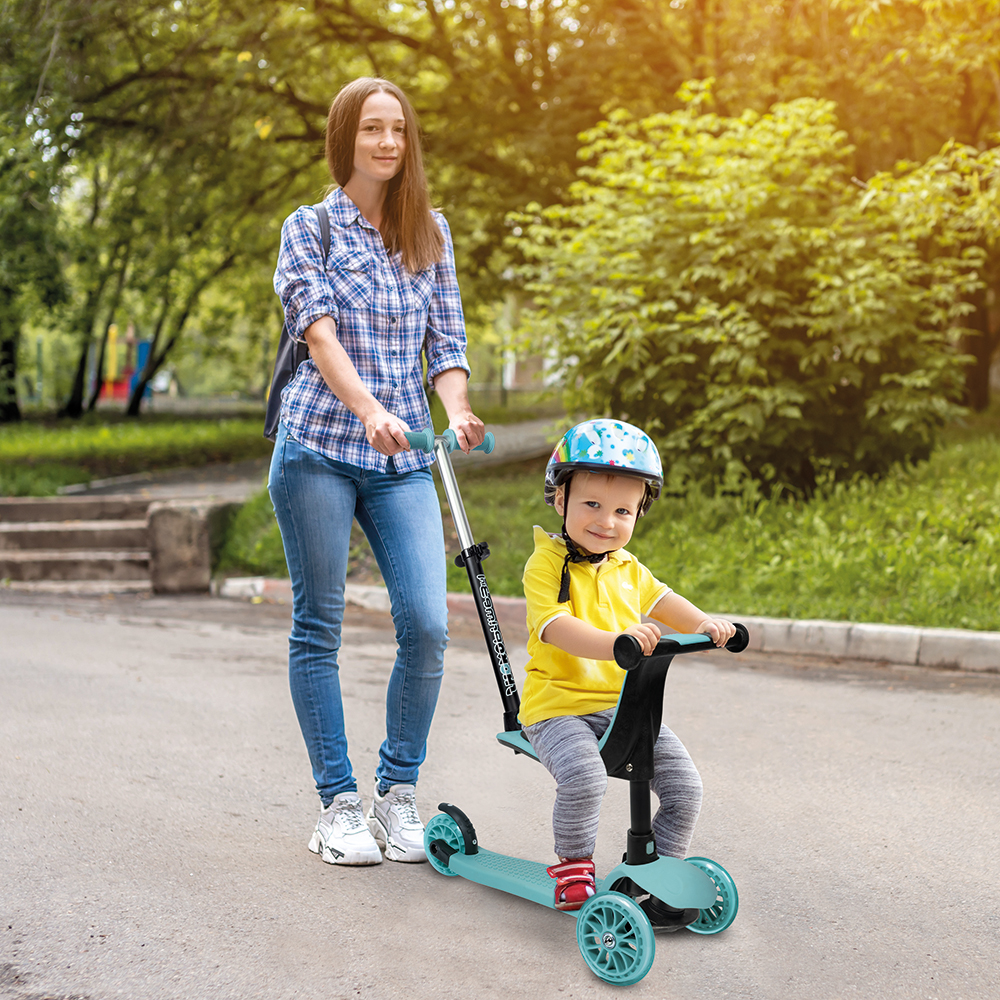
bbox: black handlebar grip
[613,633,644,671]
[725,622,750,653]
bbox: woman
[270,78,485,866]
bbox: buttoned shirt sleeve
[274,206,337,343]
[424,213,471,387]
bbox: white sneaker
[308,792,383,866]
[366,783,427,863]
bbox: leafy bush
[215,488,287,577]
[511,84,973,494]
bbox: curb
[216,578,1000,673]
[735,615,1000,673]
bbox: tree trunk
[85,322,112,413]
[59,337,90,418]
[0,288,23,424]
[961,282,994,412]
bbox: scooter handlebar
[404,428,496,455]
[613,622,750,670]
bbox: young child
[520,419,735,926]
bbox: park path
[2,589,999,1000]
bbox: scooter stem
[433,437,476,551]
[433,437,521,732]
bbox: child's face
[554,472,646,555]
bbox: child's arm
[649,591,736,648]
[542,615,662,660]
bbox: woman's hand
[435,368,485,453]
[620,621,662,657]
[363,406,412,457]
[696,617,737,648]
[447,408,486,453]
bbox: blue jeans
[268,423,448,807]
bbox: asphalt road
[2,592,998,1000]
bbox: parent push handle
[404,428,496,454]
[403,426,520,732]
[613,623,750,670]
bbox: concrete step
[0,549,150,582]
[0,579,152,595]
[0,519,149,552]
[0,495,152,523]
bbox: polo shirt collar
[533,525,632,567]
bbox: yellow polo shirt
[519,525,672,727]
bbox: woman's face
[352,91,407,188]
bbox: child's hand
[621,621,661,657]
[697,618,737,648]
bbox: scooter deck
[446,848,568,913]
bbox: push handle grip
[404,428,436,452]
[404,428,496,454]
[442,428,496,454]
[613,622,750,670]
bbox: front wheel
[684,857,739,935]
[576,892,655,985]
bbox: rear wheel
[424,814,464,877]
[684,857,739,935]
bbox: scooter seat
[496,729,540,761]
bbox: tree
[5,0,999,420]
[511,86,973,493]
[860,141,1000,410]
[0,125,64,423]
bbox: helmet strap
[557,477,611,603]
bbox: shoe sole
[366,814,427,863]
[308,830,382,866]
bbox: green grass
[632,434,1000,632]
[217,430,1000,632]
[49,398,984,633]
[0,416,273,495]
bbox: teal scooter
[406,428,748,986]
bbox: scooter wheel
[684,857,739,935]
[424,813,464,877]
[576,891,655,986]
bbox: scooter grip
[613,633,645,671]
[404,428,436,453]
[726,622,750,653]
[441,429,496,454]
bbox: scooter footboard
[446,849,559,911]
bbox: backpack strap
[315,202,330,259]
[263,200,333,441]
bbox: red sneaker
[547,858,596,911]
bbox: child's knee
[558,766,608,804]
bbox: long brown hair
[326,78,444,273]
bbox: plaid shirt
[273,187,470,473]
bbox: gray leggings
[524,708,703,860]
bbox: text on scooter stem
[476,575,516,697]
